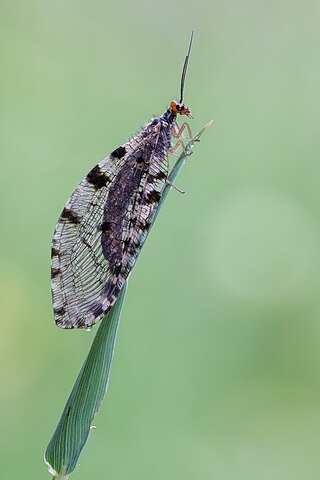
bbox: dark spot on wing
[137,219,151,231]
[61,208,81,224]
[123,238,130,250]
[145,190,161,204]
[111,264,122,275]
[136,156,144,164]
[66,407,71,417]
[51,247,59,257]
[54,306,66,316]
[111,146,127,159]
[87,165,110,189]
[155,171,167,180]
[100,220,111,232]
[146,171,166,183]
[51,268,60,279]
[92,304,104,317]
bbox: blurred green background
[1,1,320,479]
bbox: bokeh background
[1,1,320,479]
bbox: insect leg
[171,121,193,140]
[165,179,185,194]
[168,139,191,157]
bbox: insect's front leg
[169,120,200,157]
[171,120,193,140]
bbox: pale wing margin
[51,152,129,329]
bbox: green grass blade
[45,283,127,478]
[45,121,212,479]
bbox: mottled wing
[51,121,168,329]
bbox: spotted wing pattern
[51,121,169,329]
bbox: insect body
[51,32,195,329]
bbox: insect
[51,31,195,329]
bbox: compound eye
[170,100,192,117]
[170,101,186,114]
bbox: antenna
[180,30,194,103]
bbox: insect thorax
[151,107,177,150]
